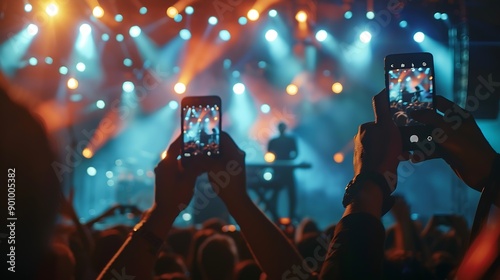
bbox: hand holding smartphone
[181,96,222,158]
[384,52,436,151]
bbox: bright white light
[76,62,86,72]
[25,4,33,12]
[268,9,277,17]
[233,83,245,94]
[247,9,259,21]
[59,66,68,75]
[27,24,38,36]
[93,6,104,18]
[260,104,271,113]
[79,24,92,35]
[122,81,135,92]
[265,29,278,42]
[359,31,372,43]
[28,57,37,66]
[366,11,375,19]
[208,16,218,25]
[219,30,231,41]
[106,171,113,178]
[46,3,58,17]
[344,11,353,19]
[182,213,192,221]
[295,11,307,22]
[129,26,141,37]
[263,171,273,181]
[413,31,425,43]
[174,82,186,94]
[87,167,97,176]
[179,29,191,40]
[168,100,179,109]
[96,100,105,109]
[185,6,194,15]
[315,30,327,42]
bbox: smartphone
[385,52,436,151]
[181,96,221,158]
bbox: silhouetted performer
[267,122,298,221]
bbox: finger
[409,109,448,130]
[372,89,391,124]
[434,95,463,114]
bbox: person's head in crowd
[323,223,336,240]
[154,252,189,278]
[167,227,194,261]
[295,218,320,243]
[233,260,263,280]
[1,72,61,278]
[91,228,127,273]
[430,251,458,280]
[188,229,216,280]
[296,232,326,272]
[197,234,239,280]
[383,252,434,280]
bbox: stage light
[333,152,344,163]
[182,213,192,221]
[332,82,343,94]
[96,100,105,109]
[413,31,425,43]
[59,66,68,75]
[315,30,327,42]
[238,17,247,25]
[29,57,37,66]
[219,30,231,41]
[115,159,123,166]
[122,81,135,92]
[76,62,86,72]
[441,13,448,20]
[115,14,123,22]
[161,150,167,159]
[295,11,307,22]
[258,61,266,68]
[27,24,38,35]
[174,14,182,22]
[79,23,92,35]
[260,104,271,114]
[101,33,109,41]
[82,148,93,159]
[67,78,79,90]
[359,31,372,43]
[399,20,408,28]
[70,94,82,102]
[286,84,298,95]
[123,58,132,67]
[247,9,259,21]
[233,83,245,94]
[366,11,375,19]
[265,29,278,42]
[269,9,277,17]
[116,34,124,42]
[93,6,104,18]
[169,100,179,109]
[87,167,97,176]
[167,6,178,18]
[344,11,353,19]
[174,82,186,94]
[434,12,441,20]
[232,71,240,78]
[179,29,191,40]
[263,171,273,181]
[139,7,147,15]
[45,57,53,64]
[25,4,32,12]
[223,58,231,69]
[208,16,218,25]
[185,6,194,15]
[46,3,58,17]
[264,152,275,163]
[107,180,114,187]
[129,26,141,37]
[106,171,113,178]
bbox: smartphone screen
[181,96,221,157]
[385,52,435,150]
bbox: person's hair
[154,252,188,277]
[295,218,320,243]
[166,227,194,261]
[188,229,216,280]
[197,234,239,280]
[233,260,262,280]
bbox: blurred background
[1,0,499,229]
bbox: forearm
[97,207,178,280]
[225,194,313,280]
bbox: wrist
[343,172,395,216]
